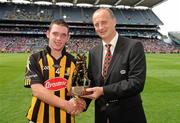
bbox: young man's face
[46,24,69,52]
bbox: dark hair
[49,19,69,33]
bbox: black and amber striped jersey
[24,46,76,123]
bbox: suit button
[106,103,109,106]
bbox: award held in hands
[71,53,92,97]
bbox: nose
[56,33,67,40]
[56,34,63,40]
[56,35,61,40]
[98,23,104,30]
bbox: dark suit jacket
[88,36,147,123]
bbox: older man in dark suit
[83,8,147,123]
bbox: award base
[72,86,92,96]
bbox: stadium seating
[0,3,162,25]
[0,2,179,53]
[168,32,180,45]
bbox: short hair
[48,19,69,33]
[92,8,115,19]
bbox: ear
[66,34,70,43]
[113,18,117,27]
[46,30,50,39]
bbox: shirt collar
[102,32,118,49]
[45,45,67,56]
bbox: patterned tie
[103,44,112,78]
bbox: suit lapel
[97,43,103,73]
[95,43,103,83]
[104,36,124,82]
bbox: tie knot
[105,44,111,49]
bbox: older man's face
[93,10,116,42]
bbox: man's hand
[64,98,76,114]
[73,97,86,115]
[64,97,86,115]
[81,87,104,100]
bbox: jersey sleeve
[24,54,43,88]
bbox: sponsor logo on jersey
[44,77,68,91]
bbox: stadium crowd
[0,3,179,54]
[0,36,47,53]
[0,36,179,53]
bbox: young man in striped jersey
[24,19,86,123]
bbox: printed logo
[44,77,68,91]
[53,64,60,68]
[26,57,31,72]
[25,57,32,75]
[26,74,38,79]
[43,66,50,70]
[64,68,70,76]
[55,68,60,74]
[120,70,126,74]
